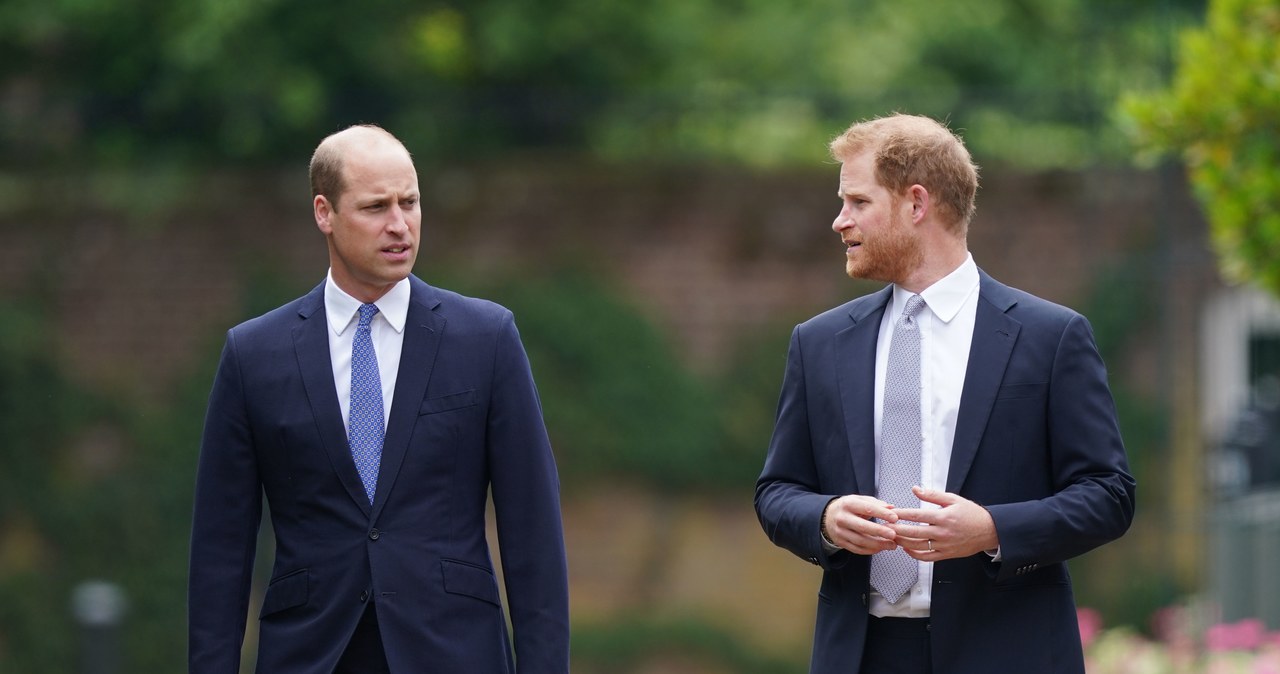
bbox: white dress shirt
[324,271,411,433]
[869,254,980,618]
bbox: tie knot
[900,295,926,324]
[357,303,380,327]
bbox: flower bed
[1082,606,1280,673]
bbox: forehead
[837,151,884,196]
[341,140,418,194]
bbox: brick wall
[0,161,1215,398]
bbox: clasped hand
[821,486,998,560]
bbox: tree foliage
[1120,0,1280,296]
[0,301,201,671]
[464,272,754,492]
[2,0,1201,169]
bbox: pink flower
[1237,618,1266,650]
[1205,618,1267,652]
[1255,649,1280,674]
[1077,606,1103,648]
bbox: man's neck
[897,243,968,294]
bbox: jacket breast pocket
[260,568,309,617]
[419,390,478,416]
[995,382,1047,400]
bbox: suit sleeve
[188,332,263,674]
[985,314,1137,582]
[486,312,570,673]
[755,327,851,571]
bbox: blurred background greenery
[2,0,1194,170]
[9,0,1280,671]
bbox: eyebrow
[356,191,419,206]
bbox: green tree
[3,0,1202,169]
[468,272,734,490]
[1120,0,1280,296]
[0,301,202,671]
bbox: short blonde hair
[829,114,979,232]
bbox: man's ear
[314,195,334,234]
[907,184,930,225]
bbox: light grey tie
[871,294,926,604]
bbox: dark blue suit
[189,275,569,673]
[755,271,1135,673]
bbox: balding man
[189,125,569,673]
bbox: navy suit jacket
[189,275,569,673]
[755,270,1135,673]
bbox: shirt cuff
[820,498,841,555]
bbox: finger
[912,486,958,507]
[834,497,899,524]
[835,529,897,555]
[894,535,930,553]
[888,526,942,557]
[895,525,927,537]
[840,514,898,541]
[855,538,900,555]
[888,509,938,527]
[896,526,936,555]
[837,495,897,518]
[903,545,942,561]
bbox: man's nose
[387,207,408,233]
[832,209,850,233]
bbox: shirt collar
[324,270,411,336]
[891,253,979,324]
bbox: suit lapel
[836,286,892,496]
[292,284,374,516]
[371,277,444,521]
[947,272,1020,493]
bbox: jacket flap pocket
[260,568,309,617]
[441,559,500,606]
[419,390,477,415]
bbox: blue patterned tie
[349,303,384,504]
[871,294,926,604]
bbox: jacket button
[359,590,369,603]
[369,528,380,540]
